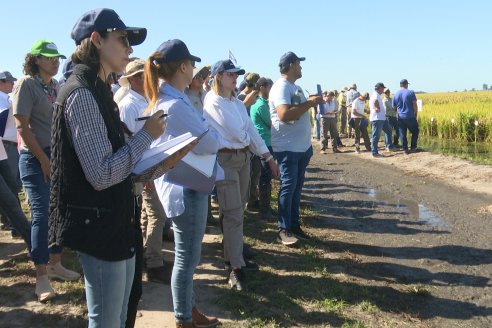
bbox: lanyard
[34,75,57,104]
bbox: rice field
[417,91,492,142]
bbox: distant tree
[483,84,488,90]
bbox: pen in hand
[135,114,171,122]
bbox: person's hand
[243,90,259,107]
[308,95,323,106]
[40,155,50,182]
[269,159,280,179]
[143,182,154,190]
[143,110,166,139]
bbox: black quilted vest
[48,64,135,261]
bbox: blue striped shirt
[64,88,153,191]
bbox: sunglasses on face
[116,34,130,48]
[40,56,60,63]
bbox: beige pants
[216,151,251,268]
[141,181,166,268]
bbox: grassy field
[417,91,492,142]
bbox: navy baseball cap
[155,39,201,64]
[374,82,385,89]
[0,71,17,82]
[211,59,245,76]
[279,51,305,67]
[71,8,147,46]
[400,79,410,85]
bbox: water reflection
[367,188,449,228]
[419,136,492,165]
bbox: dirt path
[0,138,491,327]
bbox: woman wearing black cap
[143,39,221,328]
[203,59,279,292]
[48,8,167,327]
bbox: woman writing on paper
[203,59,279,292]
[144,39,220,328]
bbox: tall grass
[417,91,492,142]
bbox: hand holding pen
[143,110,167,139]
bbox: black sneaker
[291,226,310,240]
[228,268,245,291]
[225,260,259,271]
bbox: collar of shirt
[160,83,194,108]
[127,89,148,104]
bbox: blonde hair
[211,73,235,98]
[143,52,187,114]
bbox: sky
[2,0,491,94]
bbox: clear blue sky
[3,0,491,93]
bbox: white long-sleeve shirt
[203,92,269,156]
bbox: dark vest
[49,64,135,261]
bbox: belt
[218,146,249,154]
[2,140,17,146]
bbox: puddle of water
[367,188,449,227]
[419,136,492,165]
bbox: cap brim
[125,27,147,46]
[189,55,201,62]
[225,68,245,75]
[298,57,306,61]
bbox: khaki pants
[216,151,251,268]
[141,181,166,268]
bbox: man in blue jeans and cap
[269,51,323,246]
[392,79,419,155]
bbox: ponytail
[144,52,161,114]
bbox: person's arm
[276,95,322,122]
[258,103,272,128]
[14,115,50,181]
[65,88,159,191]
[373,97,380,113]
[242,90,259,108]
[412,92,418,117]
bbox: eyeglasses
[40,56,60,63]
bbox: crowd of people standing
[0,7,421,327]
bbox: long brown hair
[143,52,186,114]
[22,54,39,76]
[71,32,109,71]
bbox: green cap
[30,40,66,58]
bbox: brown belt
[218,146,249,154]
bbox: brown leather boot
[192,307,219,327]
[176,322,195,328]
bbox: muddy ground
[0,137,491,327]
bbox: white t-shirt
[0,91,16,142]
[118,89,148,134]
[351,98,366,118]
[269,78,311,153]
[369,91,386,121]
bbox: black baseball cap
[71,8,147,46]
[374,82,386,89]
[400,79,410,85]
[279,51,305,67]
[256,77,273,87]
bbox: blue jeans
[172,188,208,323]
[79,252,135,328]
[0,159,31,246]
[274,147,313,231]
[19,148,61,265]
[398,117,419,151]
[371,120,393,155]
[3,141,21,193]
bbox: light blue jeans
[274,147,313,231]
[371,120,393,155]
[172,188,208,323]
[79,252,135,328]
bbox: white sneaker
[47,262,80,281]
[277,230,298,246]
[35,275,56,302]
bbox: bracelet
[265,155,274,162]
